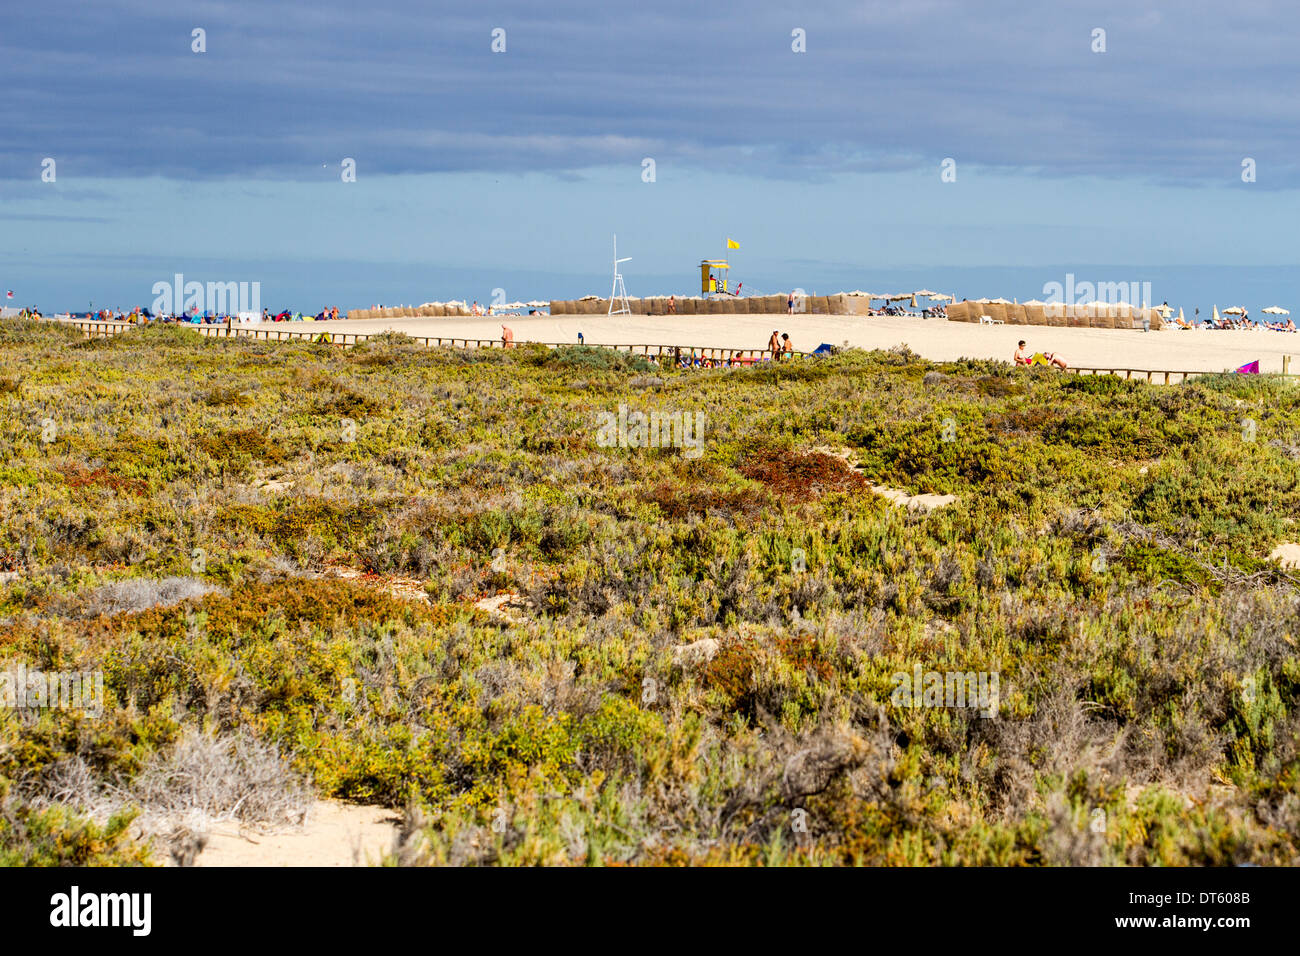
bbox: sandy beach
[250,313,1300,375]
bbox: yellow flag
[726,238,739,249]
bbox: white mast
[608,234,631,316]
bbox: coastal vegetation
[1,319,1297,865]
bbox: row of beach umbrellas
[1152,304,1291,323]
[1213,305,1289,319]
[844,290,955,305]
[959,300,1291,320]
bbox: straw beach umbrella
[1223,307,1246,315]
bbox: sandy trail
[252,314,1300,374]
[189,800,400,867]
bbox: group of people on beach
[1172,309,1297,332]
[670,347,769,369]
[265,307,340,322]
[867,304,948,318]
[45,306,345,324]
[768,329,795,359]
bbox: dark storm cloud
[2,0,1298,184]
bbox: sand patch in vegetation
[474,592,533,624]
[1269,543,1300,569]
[323,562,430,603]
[193,800,400,867]
[812,444,958,512]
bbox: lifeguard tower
[700,259,730,297]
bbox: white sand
[255,315,1300,374]
[1269,543,1300,569]
[191,800,399,867]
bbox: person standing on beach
[787,291,795,314]
[501,325,514,348]
[668,295,676,314]
[768,330,781,361]
[781,333,793,358]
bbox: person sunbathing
[1014,340,1068,369]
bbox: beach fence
[946,299,1165,330]
[46,318,1294,382]
[347,303,472,319]
[50,318,817,361]
[546,293,878,315]
[1066,367,1203,385]
[553,294,818,316]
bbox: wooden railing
[59,318,137,336]
[1067,367,1207,385]
[49,319,816,360]
[47,319,1290,381]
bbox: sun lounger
[979,314,1004,325]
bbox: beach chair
[979,314,1003,325]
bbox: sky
[3,0,1300,312]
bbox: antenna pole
[609,233,632,315]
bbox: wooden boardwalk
[45,318,1292,381]
[50,318,816,361]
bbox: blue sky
[3,0,1299,311]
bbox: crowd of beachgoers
[5,307,347,323]
[867,304,948,318]
[648,330,817,369]
[8,300,550,323]
[6,297,1298,334]
[1170,310,1298,332]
